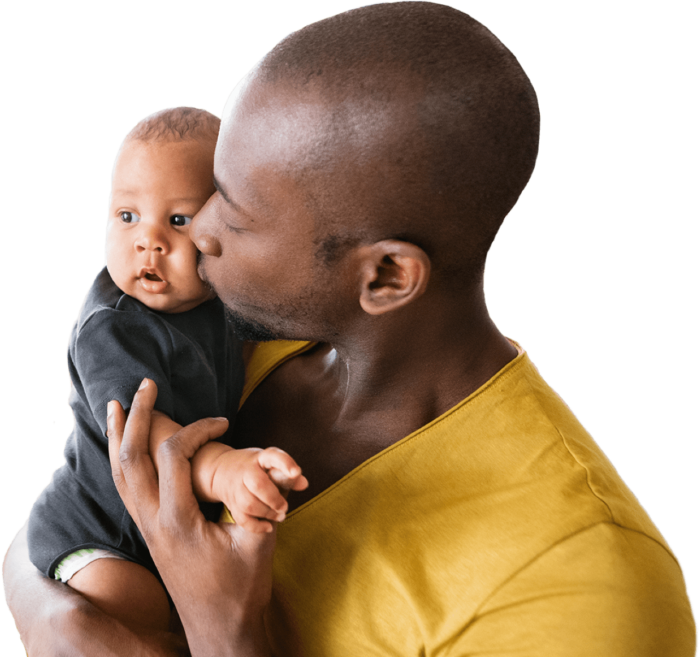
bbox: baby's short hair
[126,107,220,145]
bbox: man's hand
[210,446,309,533]
[108,379,275,657]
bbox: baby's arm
[149,411,309,533]
[194,444,309,532]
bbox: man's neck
[328,283,513,413]
[234,288,517,510]
[280,288,516,466]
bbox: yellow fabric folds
[231,343,696,655]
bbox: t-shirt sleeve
[441,523,696,657]
[73,308,176,436]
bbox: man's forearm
[108,386,277,657]
[3,523,187,657]
[173,593,272,657]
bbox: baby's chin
[138,289,214,314]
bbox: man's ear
[357,240,431,315]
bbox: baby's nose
[135,224,168,253]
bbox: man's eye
[171,215,192,227]
[120,211,141,224]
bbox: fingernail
[138,378,149,390]
[107,401,115,420]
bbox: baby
[28,107,307,633]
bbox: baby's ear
[356,240,431,315]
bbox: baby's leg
[67,557,171,634]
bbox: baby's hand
[211,447,308,533]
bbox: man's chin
[224,308,282,342]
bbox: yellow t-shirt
[235,342,696,656]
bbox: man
[4,3,695,655]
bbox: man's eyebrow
[213,176,241,211]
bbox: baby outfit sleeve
[73,307,176,436]
[440,523,696,657]
[28,307,177,580]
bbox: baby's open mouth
[144,273,163,282]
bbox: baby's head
[106,107,219,313]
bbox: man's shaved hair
[126,107,220,145]
[257,2,539,285]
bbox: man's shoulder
[430,351,671,552]
[272,350,695,655]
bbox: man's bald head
[251,2,539,287]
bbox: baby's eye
[120,211,141,224]
[171,215,192,227]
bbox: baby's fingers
[257,447,302,479]
[233,511,275,534]
[232,486,284,523]
[242,470,288,516]
[269,469,309,492]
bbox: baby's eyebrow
[111,191,207,205]
[169,197,206,204]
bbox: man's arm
[3,523,188,657]
[108,379,275,657]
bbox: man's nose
[191,196,223,257]
[135,223,168,253]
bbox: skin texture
[194,76,518,512]
[4,5,537,655]
[107,139,216,313]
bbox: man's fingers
[157,416,229,526]
[234,484,286,520]
[111,379,161,535]
[158,416,229,463]
[106,400,139,522]
[234,514,275,534]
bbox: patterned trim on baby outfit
[54,548,125,582]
